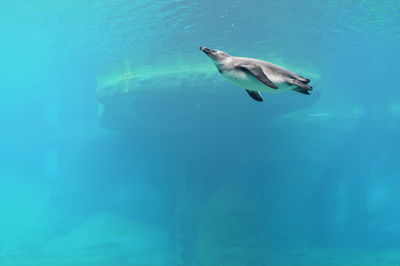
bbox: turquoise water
[1,0,400,265]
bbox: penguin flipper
[237,65,278,89]
[245,89,263,102]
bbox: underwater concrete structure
[95,62,400,264]
[96,63,326,264]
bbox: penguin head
[200,46,230,64]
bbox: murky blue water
[1,0,400,265]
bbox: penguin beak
[200,46,213,55]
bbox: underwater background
[1,0,400,265]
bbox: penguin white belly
[222,69,294,93]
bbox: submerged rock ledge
[96,64,320,132]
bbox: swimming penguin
[200,46,313,102]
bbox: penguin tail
[291,79,313,90]
[297,76,310,84]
